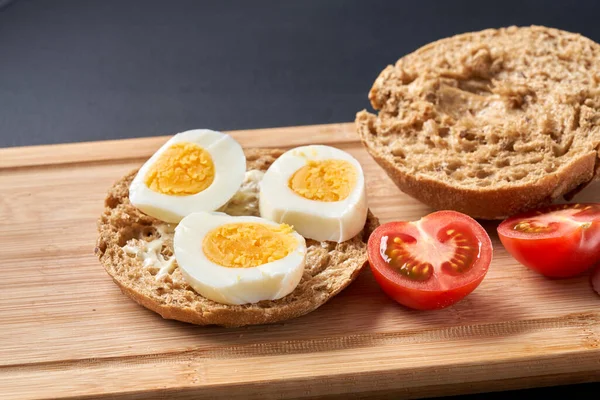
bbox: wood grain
[0,123,599,400]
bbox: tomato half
[367,211,493,310]
[497,204,600,278]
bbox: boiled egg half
[129,129,246,223]
[174,212,307,305]
[259,145,367,242]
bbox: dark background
[0,0,597,398]
[2,0,600,148]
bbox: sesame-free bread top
[96,148,378,327]
[357,26,600,219]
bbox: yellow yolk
[202,223,297,268]
[145,142,215,196]
[289,159,357,202]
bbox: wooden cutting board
[1,123,599,400]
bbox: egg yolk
[289,159,357,202]
[145,142,215,196]
[202,223,297,268]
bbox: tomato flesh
[367,211,492,310]
[497,204,600,278]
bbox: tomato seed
[513,220,554,234]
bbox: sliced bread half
[357,26,600,219]
[96,148,378,327]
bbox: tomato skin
[370,265,486,310]
[497,204,600,278]
[367,211,492,310]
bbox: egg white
[259,145,367,242]
[129,129,246,223]
[174,212,307,305]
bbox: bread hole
[365,116,377,135]
[140,226,160,242]
[161,244,173,258]
[422,161,437,171]
[552,142,571,157]
[457,77,492,95]
[452,171,466,181]
[545,164,557,173]
[391,146,405,159]
[515,140,544,154]
[503,140,515,152]
[461,141,477,152]
[439,59,451,69]
[183,292,195,302]
[476,180,491,187]
[438,127,449,138]
[436,138,449,149]
[445,160,463,172]
[379,136,393,146]
[488,133,500,144]
[127,271,140,280]
[475,169,493,179]
[155,287,166,295]
[95,239,106,255]
[527,154,544,164]
[411,146,425,155]
[552,135,574,157]
[147,267,159,276]
[398,68,417,85]
[495,158,510,168]
[117,227,135,247]
[511,170,528,181]
[105,194,122,209]
[412,120,424,131]
[459,131,477,141]
[572,105,581,130]
[467,48,493,78]
[424,136,435,148]
[425,92,437,103]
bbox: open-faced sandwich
[96,129,378,327]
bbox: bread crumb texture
[96,148,378,327]
[357,26,600,218]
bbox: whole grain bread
[356,26,600,219]
[96,148,378,327]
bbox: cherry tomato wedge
[497,204,600,278]
[367,211,492,310]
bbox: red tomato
[367,211,493,310]
[497,204,600,278]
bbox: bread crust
[96,148,378,327]
[356,26,600,219]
